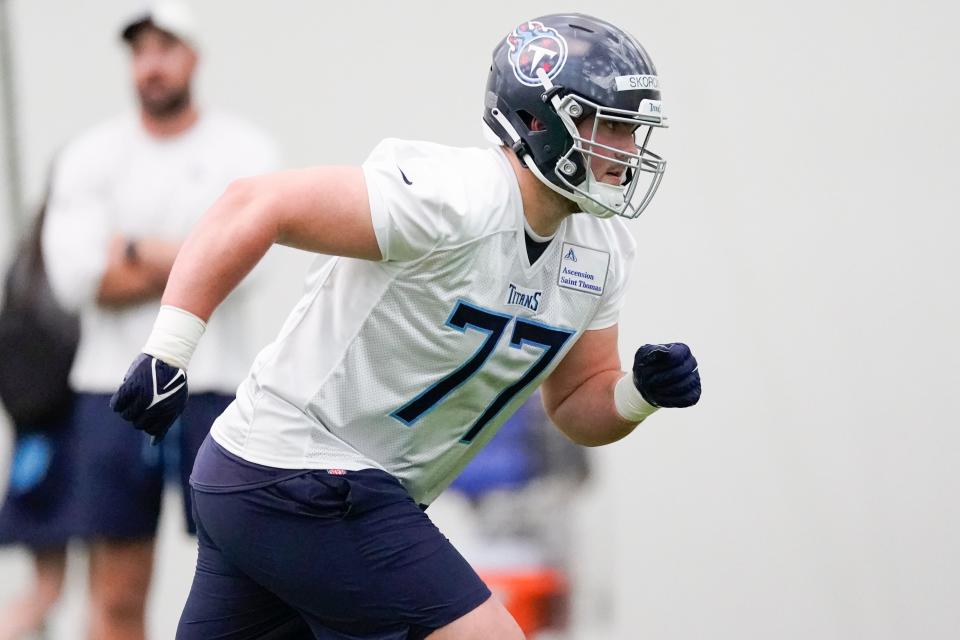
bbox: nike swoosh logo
[398,166,413,186]
[147,358,186,409]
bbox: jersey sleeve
[362,139,492,263]
[41,137,113,311]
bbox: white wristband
[614,373,659,423]
[142,305,207,370]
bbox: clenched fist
[632,343,701,408]
[109,353,188,443]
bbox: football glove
[632,343,701,408]
[109,353,188,443]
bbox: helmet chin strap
[487,109,580,199]
[487,104,610,217]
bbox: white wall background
[1,1,958,639]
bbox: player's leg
[426,595,524,640]
[71,393,164,640]
[176,490,313,640]
[88,538,154,640]
[0,546,67,640]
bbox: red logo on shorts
[327,469,347,476]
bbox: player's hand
[109,353,188,443]
[632,343,701,408]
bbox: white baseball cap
[120,1,199,50]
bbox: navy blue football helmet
[483,14,666,219]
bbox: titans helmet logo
[506,21,568,87]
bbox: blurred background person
[0,172,80,640]
[3,2,282,638]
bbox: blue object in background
[450,399,543,499]
[9,434,54,495]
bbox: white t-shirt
[212,138,636,505]
[43,111,280,393]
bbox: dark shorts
[0,405,78,548]
[0,393,233,546]
[178,438,491,639]
[69,392,164,539]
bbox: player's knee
[482,618,524,639]
[428,596,524,639]
[495,611,525,640]
[485,600,524,639]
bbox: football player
[111,13,701,639]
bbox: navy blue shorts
[178,438,491,639]
[60,392,233,540]
[69,392,164,539]
[0,404,79,549]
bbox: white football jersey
[212,139,636,505]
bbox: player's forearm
[161,179,278,321]
[547,369,641,447]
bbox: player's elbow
[221,176,272,215]
[218,177,284,240]
[544,397,637,447]
[542,403,602,447]
[553,419,633,447]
